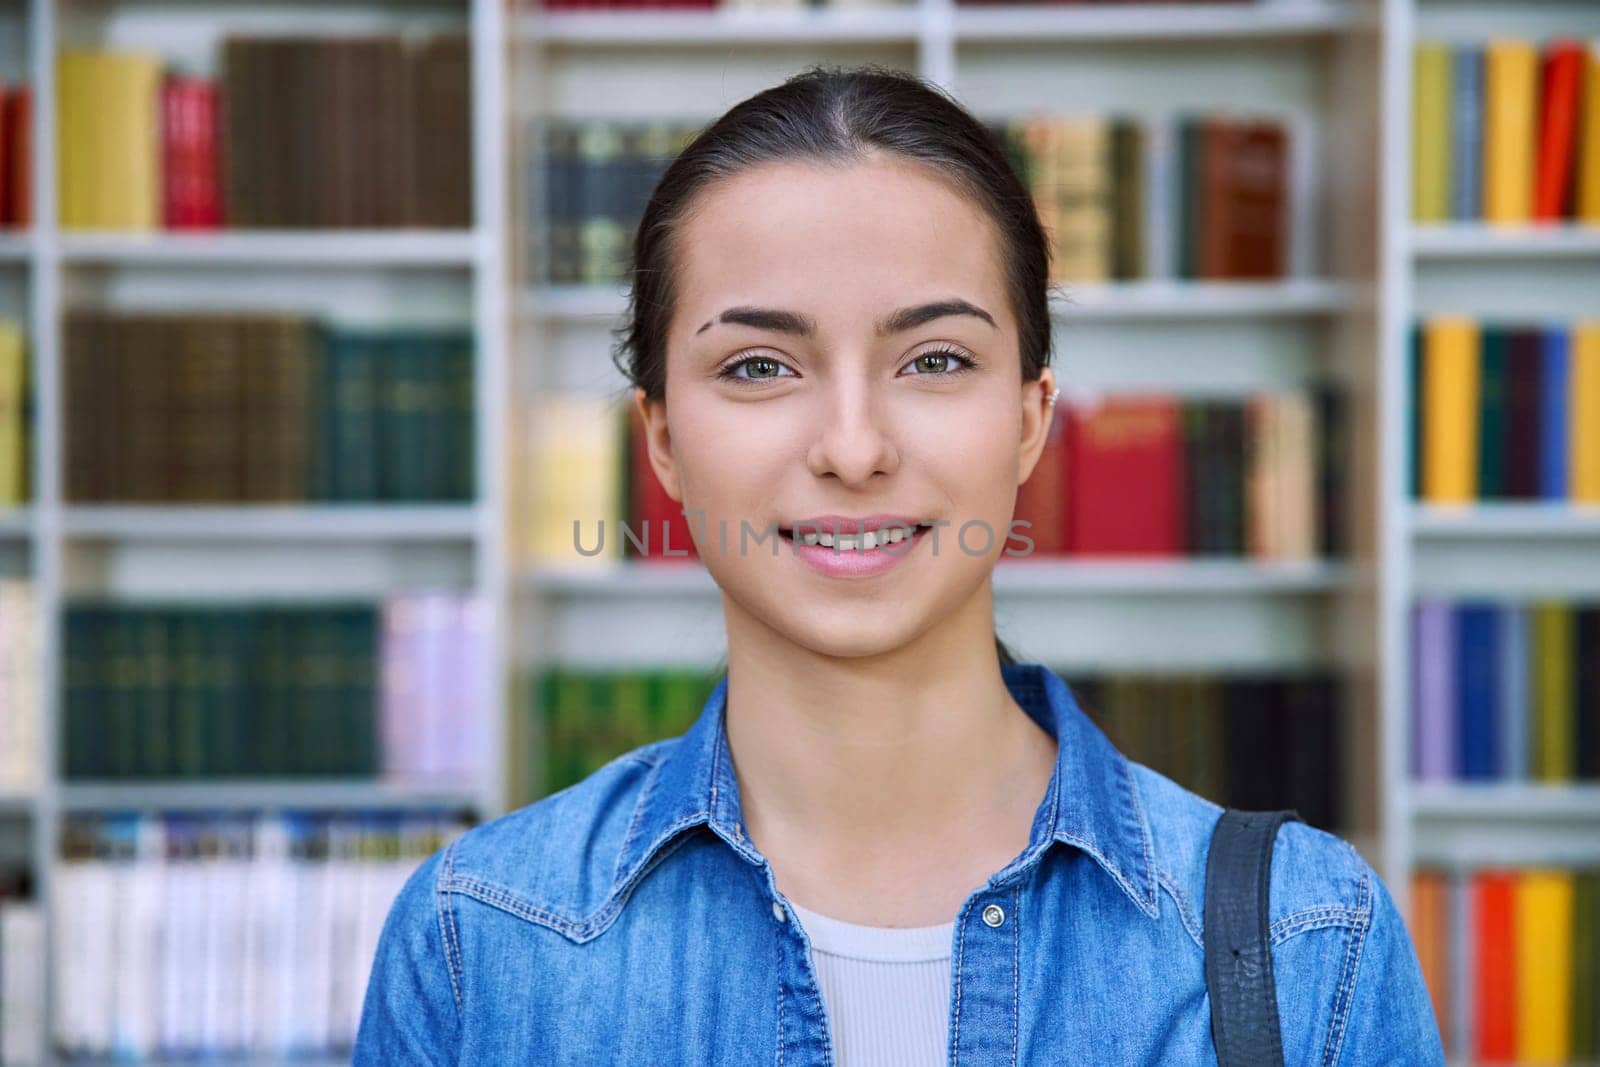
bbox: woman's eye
[719,356,796,383]
[903,349,976,376]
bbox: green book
[134,608,172,778]
[254,611,291,777]
[61,607,100,778]
[1477,325,1508,499]
[105,609,140,779]
[1176,118,1199,280]
[344,605,379,776]
[169,612,207,778]
[1572,871,1599,1058]
[1532,602,1576,782]
[1409,324,1423,499]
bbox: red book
[1534,40,1586,221]
[2,86,30,227]
[1011,405,1071,557]
[1473,870,1517,1062]
[162,76,223,229]
[1065,396,1184,556]
[627,403,699,563]
[0,87,9,226]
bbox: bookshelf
[1384,0,1600,1059]
[0,0,1588,1060]
[0,0,511,1061]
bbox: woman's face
[637,153,1056,660]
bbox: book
[1475,870,1519,1061]
[1065,396,1182,556]
[1534,41,1586,220]
[1572,321,1600,503]
[1516,870,1575,1061]
[1451,48,1484,221]
[1413,44,1452,222]
[1483,40,1539,225]
[1421,316,1479,503]
[0,320,23,506]
[1580,42,1600,222]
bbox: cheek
[669,399,793,521]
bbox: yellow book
[1052,116,1111,284]
[526,395,624,568]
[1533,602,1575,782]
[1516,869,1575,1062]
[56,50,162,230]
[55,50,95,229]
[1579,43,1600,223]
[1484,39,1539,226]
[1422,316,1480,503]
[0,320,23,507]
[104,53,163,230]
[1572,321,1600,502]
[1413,43,1453,222]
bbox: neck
[720,583,1058,924]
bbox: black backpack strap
[1204,808,1301,1067]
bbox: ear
[632,386,683,502]
[1017,369,1058,487]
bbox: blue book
[1540,327,1570,500]
[1450,47,1484,220]
[1456,601,1500,780]
[1498,603,1529,779]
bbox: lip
[780,521,931,579]
[780,514,926,535]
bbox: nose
[805,374,899,487]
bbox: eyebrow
[695,299,998,338]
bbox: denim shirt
[355,662,1446,1065]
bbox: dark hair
[613,63,1057,672]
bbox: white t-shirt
[787,900,955,1067]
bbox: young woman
[356,66,1445,1065]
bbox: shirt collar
[611,661,1158,919]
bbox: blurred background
[0,0,1596,1062]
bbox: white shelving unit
[1,0,510,1062]
[1379,0,1600,957]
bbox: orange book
[1484,40,1540,225]
[1515,869,1574,1061]
[1580,43,1600,222]
[1475,870,1518,1062]
[1410,871,1451,1043]
[1573,321,1600,502]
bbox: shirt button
[982,903,1006,928]
[772,900,787,922]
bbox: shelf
[951,1,1356,43]
[1410,224,1600,260]
[57,230,481,267]
[0,792,38,817]
[1410,504,1600,540]
[526,558,1351,596]
[0,508,31,539]
[0,232,31,262]
[1409,784,1600,868]
[1054,280,1357,319]
[59,505,483,542]
[518,6,921,45]
[520,279,1357,324]
[1409,782,1600,822]
[58,779,483,814]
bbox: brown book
[221,37,258,227]
[408,34,472,228]
[240,314,312,501]
[1197,117,1236,280]
[324,39,356,229]
[1051,117,1112,283]
[63,309,111,502]
[172,316,242,502]
[376,36,411,227]
[121,315,172,502]
[1110,119,1145,280]
[1225,120,1287,279]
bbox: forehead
[672,155,1009,335]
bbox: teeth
[789,523,929,549]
